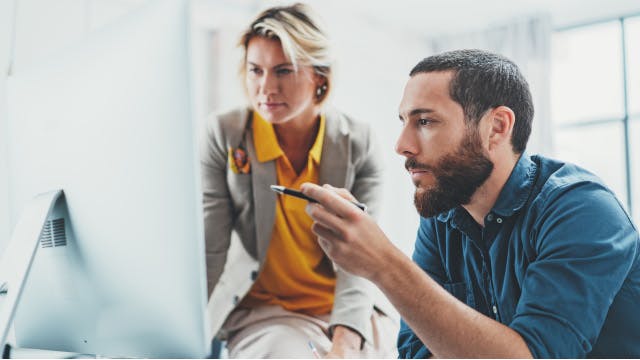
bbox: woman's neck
[272,109,321,174]
[272,109,321,152]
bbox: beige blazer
[200,107,391,344]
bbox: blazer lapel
[246,118,277,263]
[319,109,350,188]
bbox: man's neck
[462,152,521,227]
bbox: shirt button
[233,295,240,305]
[486,214,494,221]
[496,217,503,224]
[492,305,498,314]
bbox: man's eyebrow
[399,108,436,120]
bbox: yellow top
[240,111,336,315]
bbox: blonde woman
[201,3,397,358]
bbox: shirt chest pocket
[443,281,475,308]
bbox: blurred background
[1,0,639,257]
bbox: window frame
[554,13,640,219]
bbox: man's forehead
[399,71,454,115]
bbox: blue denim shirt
[397,154,640,358]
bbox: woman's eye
[276,68,293,75]
[249,68,262,75]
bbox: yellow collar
[253,111,325,164]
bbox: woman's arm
[329,122,383,346]
[200,112,236,296]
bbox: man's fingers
[301,183,359,219]
[323,184,357,202]
[317,236,333,255]
[312,222,342,244]
[305,203,347,239]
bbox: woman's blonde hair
[239,3,333,103]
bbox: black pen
[270,185,367,211]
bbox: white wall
[0,0,144,256]
[0,0,14,256]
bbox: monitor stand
[0,190,63,353]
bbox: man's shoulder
[529,154,617,206]
[532,154,604,190]
[526,154,636,236]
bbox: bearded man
[301,49,640,358]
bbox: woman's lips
[261,102,285,110]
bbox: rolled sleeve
[510,182,638,358]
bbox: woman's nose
[259,72,278,95]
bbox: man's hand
[325,325,362,358]
[303,183,532,358]
[301,183,399,282]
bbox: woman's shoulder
[205,107,250,138]
[210,107,249,129]
[324,106,372,138]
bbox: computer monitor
[4,0,210,357]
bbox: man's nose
[395,124,418,157]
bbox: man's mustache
[405,157,433,172]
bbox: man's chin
[413,188,458,218]
[413,183,434,193]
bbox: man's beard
[406,129,494,218]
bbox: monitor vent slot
[40,218,67,248]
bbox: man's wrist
[370,244,409,286]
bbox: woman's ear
[314,74,328,103]
[487,106,515,152]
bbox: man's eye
[418,118,432,126]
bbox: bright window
[551,22,623,125]
[552,15,640,225]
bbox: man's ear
[487,106,515,151]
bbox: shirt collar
[436,153,537,223]
[253,111,283,163]
[252,111,326,164]
[491,153,537,217]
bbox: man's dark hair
[410,49,533,154]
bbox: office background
[1,0,639,258]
